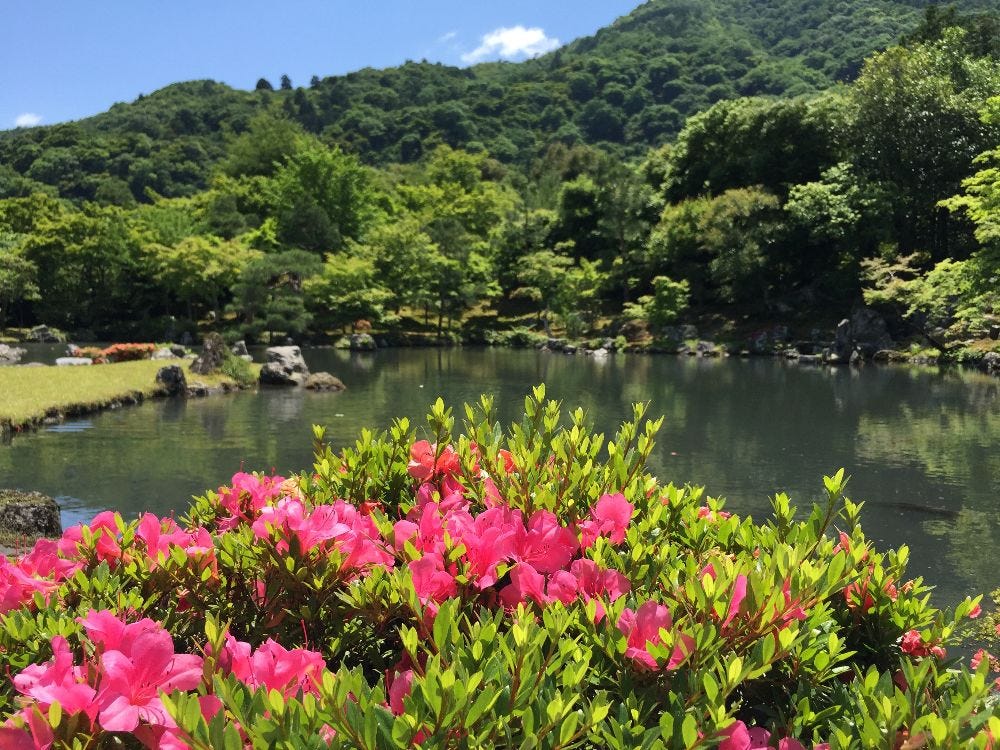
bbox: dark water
[2,347,999,607]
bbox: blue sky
[1,1,640,130]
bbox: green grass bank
[0,360,258,435]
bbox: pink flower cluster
[0,540,81,614]
[393,489,634,620]
[252,496,393,569]
[719,721,829,750]
[4,610,331,750]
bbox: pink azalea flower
[0,726,41,750]
[779,739,808,750]
[96,627,202,732]
[723,575,748,628]
[13,636,97,720]
[410,553,458,602]
[719,721,752,750]
[252,498,352,554]
[617,600,693,671]
[217,472,286,530]
[78,610,161,653]
[499,563,548,608]
[221,634,325,697]
[515,510,578,574]
[454,507,520,588]
[579,494,634,548]
[386,668,415,715]
[546,570,579,604]
[407,441,460,482]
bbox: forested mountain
[1,1,999,355]
[2,0,996,203]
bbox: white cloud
[461,26,560,64]
[14,112,42,128]
[438,30,458,44]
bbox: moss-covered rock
[0,490,62,547]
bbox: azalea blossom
[578,493,634,548]
[617,600,693,671]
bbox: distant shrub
[220,353,255,387]
[100,342,156,363]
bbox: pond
[2,347,999,608]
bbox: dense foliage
[0,389,995,748]
[1,2,999,347]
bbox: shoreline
[0,359,257,443]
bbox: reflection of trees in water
[925,509,999,593]
[854,374,1000,497]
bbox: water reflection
[1,348,998,606]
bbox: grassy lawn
[0,360,257,429]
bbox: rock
[155,365,187,396]
[304,372,346,391]
[784,348,800,359]
[169,344,187,357]
[0,490,61,539]
[850,350,863,367]
[0,344,25,365]
[231,340,250,357]
[259,346,310,386]
[151,347,176,360]
[798,354,823,364]
[186,382,210,397]
[989,325,1000,340]
[984,352,1000,374]
[190,333,227,375]
[350,333,377,351]
[834,319,852,360]
[26,325,65,343]
[850,307,893,349]
[545,338,568,352]
[55,357,92,366]
[696,341,717,357]
[563,344,578,354]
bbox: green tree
[267,144,380,252]
[512,248,575,332]
[221,111,310,178]
[851,31,1000,256]
[0,233,39,329]
[228,250,321,342]
[305,253,394,331]
[147,235,256,321]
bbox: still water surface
[3,348,999,606]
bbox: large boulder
[0,490,61,540]
[151,347,177,360]
[155,365,187,396]
[55,357,92,366]
[231,340,250,358]
[259,346,309,386]
[304,372,346,391]
[190,333,227,375]
[850,307,893,350]
[833,319,852,360]
[0,344,25,365]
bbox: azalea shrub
[100,343,157,363]
[0,386,997,749]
